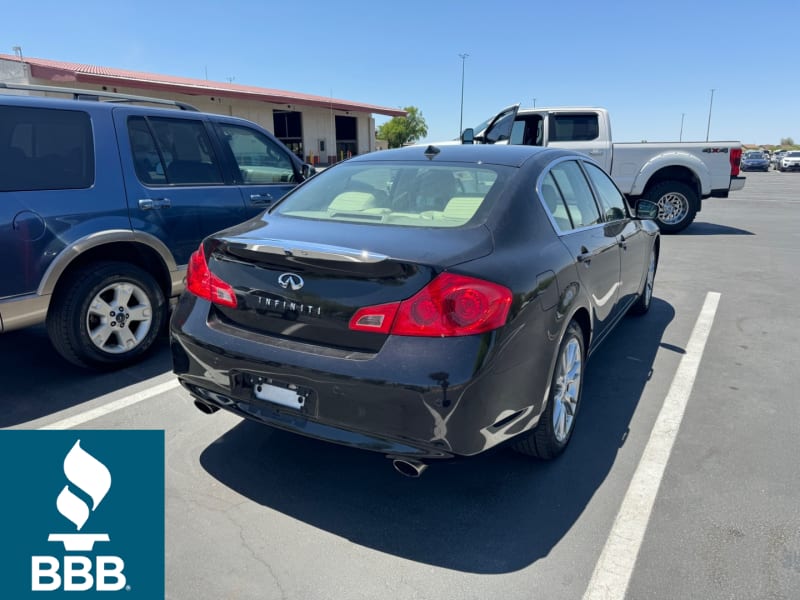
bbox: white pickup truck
[460,104,746,233]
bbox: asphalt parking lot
[2,170,799,600]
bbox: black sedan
[170,145,660,477]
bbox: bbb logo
[32,440,126,592]
[0,430,164,599]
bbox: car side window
[549,161,602,228]
[0,106,94,192]
[217,124,297,185]
[128,117,166,185]
[540,172,573,231]
[143,117,224,186]
[583,162,628,221]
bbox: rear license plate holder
[231,372,315,415]
[254,381,306,410]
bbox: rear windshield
[274,162,510,227]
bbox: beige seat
[328,191,377,212]
[442,197,482,221]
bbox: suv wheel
[47,262,166,369]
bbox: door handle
[577,245,593,264]
[138,198,171,210]
[250,193,274,205]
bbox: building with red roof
[0,53,405,165]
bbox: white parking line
[39,379,180,430]
[582,291,721,600]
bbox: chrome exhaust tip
[193,399,220,414]
[392,458,428,478]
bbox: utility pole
[680,113,685,142]
[458,53,469,137]
[706,89,715,142]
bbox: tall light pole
[680,113,685,142]
[458,53,469,136]
[533,98,537,108]
[706,89,715,142]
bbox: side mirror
[461,128,474,144]
[302,163,317,180]
[636,200,658,220]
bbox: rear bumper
[170,294,552,460]
[729,176,746,192]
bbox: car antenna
[423,145,441,160]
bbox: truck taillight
[730,148,742,177]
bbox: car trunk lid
[205,216,494,352]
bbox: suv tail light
[730,148,742,177]
[186,244,237,308]
[349,273,512,337]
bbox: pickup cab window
[550,114,600,142]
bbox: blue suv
[0,83,313,369]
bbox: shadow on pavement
[0,324,172,428]
[199,298,674,573]
[683,222,754,236]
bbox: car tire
[644,180,698,234]
[630,247,658,316]
[47,262,166,370]
[513,320,585,460]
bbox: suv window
[0,106,94,192]
[217,123,297,184]
[550,114,600,142]
[583,162,628,221]
[549,161,602,228]
[128,116,224,186]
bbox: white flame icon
[56,440,111,530]
[48,440,112,551]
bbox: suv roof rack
[0,82,199,111]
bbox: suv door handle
[138,198,171,210]
[250,193,274,205]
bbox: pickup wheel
[645,180,698,234]
[513,320,584,459]
[47,262,166,370]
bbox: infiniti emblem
[278,272,304,291]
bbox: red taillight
[349,302,400,334]
[730,148,742,177]
[186,244,237,308]
[348,273,512,337]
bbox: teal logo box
[0,430,164,598]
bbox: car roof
[349,144,569,168]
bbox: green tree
[780,137,794,146]
[377,106,428,148]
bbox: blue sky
[2,0,797,146]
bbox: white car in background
[777,150,800,172]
